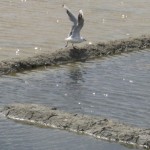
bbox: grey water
[0,0,150,150]
[0,0,150,61]
[0,50,150,150]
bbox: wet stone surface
[0,35,150,75]
[1,103,150,149]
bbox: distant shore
[0,35,150,75]
[1,103,150,149]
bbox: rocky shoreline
[0,35,150,75]
[1,103,150,149]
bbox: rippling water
[0,118,138,150]
[0,1,150,150]
[0,50,150,150]
[0,0,150,60]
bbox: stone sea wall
[1,103,150,149]
[0,35,150,75]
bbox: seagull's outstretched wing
[63,5,77,37]
[72,10,84,38]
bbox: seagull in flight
[63,5,86,47]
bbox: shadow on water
[0,50,150,150]
[0,0,150,150]
[68,64,85,83]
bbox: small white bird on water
[63,4,86,47]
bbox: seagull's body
[63,5,86,47]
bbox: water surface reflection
[0,0,150,60]
[1,50,150,150]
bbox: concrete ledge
[1,103,150,149]
[0,35,150,75]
